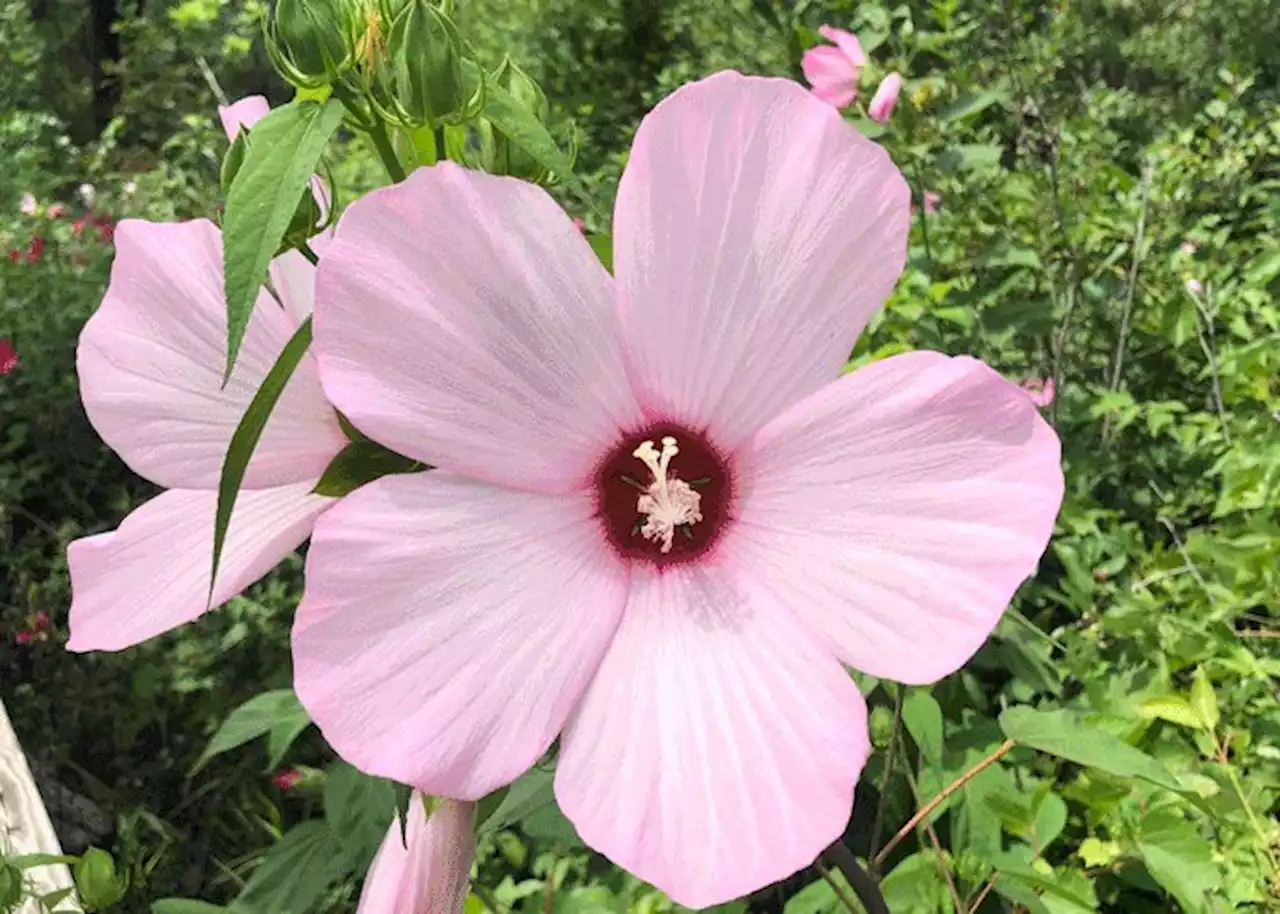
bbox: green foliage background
[1,0,1278,911]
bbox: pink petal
[358,795,475,914]
[67,484,329,652]
[313,163,643,493]
[292,471,628,799]
[77,219,345,490]
[612,72,910,452]
[268,230,334,324]
[817,25,867,67]
[556,563,869,908]
[732,352,1064,685]
[867,73,902,123]
[218,95,271,141]
[801,47,857,109]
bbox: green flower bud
[487,55,558,183]
[74,848,125,911]
[384,0,472,126]
[220,129,249,198]
[270,0,357,88]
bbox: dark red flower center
[595,422,733,567]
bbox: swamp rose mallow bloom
[20,192,37,215]
[801,25,866,109]
[65,98,344,652]
[296,71,1063,906]
[868,71,903,122]
[358,796,475,914]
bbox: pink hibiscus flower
[66,98,344,652]
[801,25,867,109]
[357,795,475,914]
[1021,377,1055,408]
[296,72,1063,906]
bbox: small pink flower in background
[801,25,866,109]
[357,795,475,914]
[1021,377,1055,408]
[123,181,138,197]
[868,72,903,122]
[47,203,65,219]
[78,184,96,207]
[65,96,345,654]
[0,339,18,374]
[7,249,20,263]
[1178,240,1197,257]
[572,217,585,233]
[297,72,1063,906]
[20,192,37,215]
[72,216,88,237]
[15,631,33,645]
[25,236,44,264]
[923,190,941,214]
[272,768,304,791]
[1185,278,1203,294]
[32,611,52,633]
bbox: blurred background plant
[1,0,1278,911]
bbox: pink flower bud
[47,203,66,219]
[923,190,941,214]
[0,339,16,375]
[868,72,903,123]
[272,768,304,790]
[572,217,586,233]
[1185,278,1202,294]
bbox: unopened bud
[380,0,475,127]
[270,0,357,87]
[75,848,126,910]
[487,55,561,183]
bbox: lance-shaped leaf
[311,439,425,497]
[482,77,576,183]
[222,99,343,381]
[209,318,315,605]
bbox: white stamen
[632,437,703,553]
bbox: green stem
[368,119,407,183]
[299,242,320,266]
[432,125,448,164]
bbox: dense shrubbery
[2,0,1278,911]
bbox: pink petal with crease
[801,46,858,109]
[67,484,330,652]
[358,794,475,914]
[293,472,628,799]
[313,163,643,492]
[732,352,1064,684]
[817,25,867,67]
[556,562,868,908]
[77,219,345,490]
[868,73,902,122]
[612,72,910,449]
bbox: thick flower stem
[368,119,408,183]
[820,841,890,914]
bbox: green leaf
[902,689,944,768]
[1137,810,1219,914]
[311,439,425,497]
[482,80,576,183]
[265,700,312,770]
[477,766,556,834]
[1031,791,1067,853]
[520,800,583,847]
[193,689,307,774]
[879,851,950,912]
[324,763,397,871]
[998,707,1183,791]
[222,100,343,379]
[1189,668,1220,731]
[235,821,347,914]
[1139,695,1204,731]
[209,317,317,608]
[587,233,612,273]
[936,143,1003,172]
[153,902,232,914]
[938,89,1007,122]
[782,872,850,914]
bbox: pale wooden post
[0,701,80,913]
